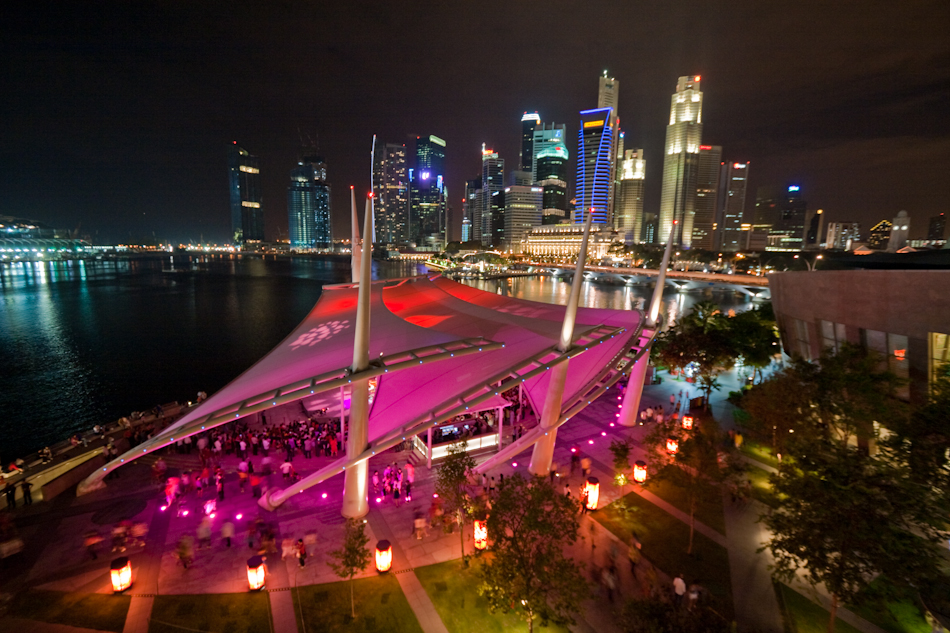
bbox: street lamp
[793,253,823,271]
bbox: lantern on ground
[110,557,132,593]
[682,416,693,430]
[584,477,600,511]
[246,555,266,591]
[666,438,679,455]
[474,515,488,550]
[633,460,647,484]
[375,540,393,573]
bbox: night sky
[3,0,948,244]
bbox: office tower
[480,145,504,247]
[659,75,703,245]
[719,160,750,252]
[533,122,569,224]
[462,177,481,243]
[408,135,448,250]
[692,145,722,250]
[372,142,408,244]
[754,186,780,227]
[520,112,540,173]
[575,107,616,225]
[765,185,808,251]
[825,222,861,250]
[597,72,619,113]
[867,219,893,250]
[597,73,620,222]
[504,181,542,253]
[615,149,646,245]
[228,142,264,245]
[886,210,910,252]
[461,217,472,243]
[805,208,824,248]
[287,154,332,250]
[928,213,946,241]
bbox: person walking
[628,534,642,575]
[221,521,234,548]
[296,538,307,567]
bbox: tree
[739,370,807,455]
[609,438,633,501]
[327,518,371,619]
[479,474,589,633]
[434,440,477,564]
[728,304,779,384]
[619,595,730,633]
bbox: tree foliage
[728,304,779,383]
[434,441,477,562]
[327,518,371,618]
[478,474,589,633]
[619,595,730,633]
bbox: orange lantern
[584,477,600,511]
[246,555,265,590]
[110,557,132,593]
[633,460,647,484]
[474,515,488,550]
[666,438,679,454]
[375,540,393,573]
[682,416,693,430]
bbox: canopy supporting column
[497,406,504,451]
[426,427,433,469]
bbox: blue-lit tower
[408,135,447,250]
[287,154,332,250]
[575,107,616,225]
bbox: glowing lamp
[474,515,488,550]
[682,416,694,430]
[633,461,647,484]
[110,557,132,593]
[247,555,266,590]
[584,477,600,511]
[204,499,216,515]
[666,438,679,455]
[375,540,393,573]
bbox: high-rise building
[804,208,825,249]
[659,75,703,246]
[597,73,620,223]
[825,222,861,250]
[287,154,332,250]
[867,219,892,250]
[504,182,542,253]
[765,185,808,251]
[532,122,569,224]
[718,160,750,252]
[228,142,264,245]
[520,112,540,173]
[575,107,616,226]
[615,149,645,245]
[479,146,505,247]
[886,210,910,252]
[927,213,946,241]
[692,145,722,250]
[597,73,619,113]
[372,143,408,244]
[408,135,448,250]
[462,177,481,243]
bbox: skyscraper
[692,145,722,250]
[480,145,504,247]
[659,75,704,245]
[615,148,645,245]
[927,213,946,241]
[504,180,542,253]
[825,222,861,250]
[520,112,540,173]
[867,219,892,250]
[228,142,264,245]
[287,154,332,250]
[533,122,569,224]
[408,135,448,250]
[765,185,808,251]
[372,142,408,244]
[719,160,750,252]
[462,177,481,243]
[597,73,620,223]
[575,107,616,225]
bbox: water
[0,258,757,462]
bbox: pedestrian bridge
[528,265,771,300]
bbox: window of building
[820,320,848,352]
[793,318,811,360]
[930,332,950,386]
[862,329,909,401]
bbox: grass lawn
[746,465,778,508]
[639,478,727,535]
[148,592,271,633]
[847,579,931,633]
[293,574,423,633]
[738,440,781,469]
[7,589,130,632]
[774,583,863,633]
[415,558,571,633]
[594,491,733,620]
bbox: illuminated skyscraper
[372,142,408,244]
[480,145,504,247]
[287,154,331,250]
[228,142,264,245]
[575,107,616,225]
[692,145,722,250]
[533,122,569,224]
[504,181,542,253]
[927,213,946,241]
[659,75,704,245]
[597,73,620,222]
[765,185,808,251]
[615,148,645,245]
[719,160,750,252]
[867,219,892,250]
[520,112,540,173]
[408,135,448,250]
[462,177,481,243]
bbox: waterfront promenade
[0,370,889,633]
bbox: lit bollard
[247,555,266,590]
[375,540,392,573]
[633,460,647,484]
[584,477,600,511]
[110,557,132,593]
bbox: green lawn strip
[7,589,130,632]
[738,440,781,469]
[773,583,863,633]
[414,558,570,633]
[594,492,733,620]
[746,465,778,508]
[641,478,727,535]
[148,592,271,633]
[293,574,424,633]
[846,578,931,633]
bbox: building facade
[503,184,542,253]
[228,142,264,245]
[928,213,947,241]
[372,142,408,245]
[521,223,615,260]
[718,161,750,252]
[615,148,645,245]
[575,107,616,226]
[692,145,722,250]
[409,135,448,250]
[886,210,910,253]
[825,221,861,250]
[765,185,808,251]
[867,219,893,250]
[520,112,540,173]
[533,122,570,224]
[287,154,332,250]
[480,146,505,248]
[658,76,703,246]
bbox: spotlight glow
[236,513,243,520]
[588,440,594,445]
[321,493,327,499]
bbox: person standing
[4,482,17,509]
[628,534,642,575]
[221,521,234,548]
[296,538,307,567]
[20,480,33,506]
[673,573,686,607]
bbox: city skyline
[2,1,947,244]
